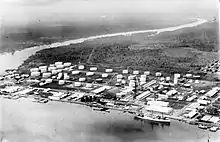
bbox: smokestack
[174,73,180,85]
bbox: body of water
[0,98,220,142]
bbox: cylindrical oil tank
[48,67,56,72]
[39,66,47,70]
[63,62,71,67]
[64,75,70,80]
[133,70,139,75]
[185,73,192,78]
[56,64,64,69]
[102,73,108,78]
[42,72,52,78]
[165,77,171,81]
[144,71,150,75]
[128,75,135,80]
[86,72,94,76]
[30,68,39,72]
[117,74,123,79]
[86,83,92,88]
[40,68,47,73]
[79,77,86,82]
[55,62,63,66]
[90,67,97,71]
[74,82,81,87]
[105,69,113,73]
[72,70,80,75]
[78,65,85,70]
[31,72,40,77]
[122,70,128,74]
[155,72,162,77]
[52,70,59,75]
[96,78,103,82]
[58,80,65,85]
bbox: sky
[0,0,219,26]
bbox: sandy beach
[0,98,220,142]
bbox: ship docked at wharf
[134,113,171,124]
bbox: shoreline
[0,18,208,75]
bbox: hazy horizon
[1,0,218,28]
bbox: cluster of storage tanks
[30,62,72,86]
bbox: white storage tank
[56,64,64,69]
[122,70,129,74]
[144,71,150,75]
[102,73,108,78]
[129,82,135,87]
[78,65,85,70]
[74,82,81,87]
[42,72,52,78]
[195,80,199,84]
[117,74,123,79]
[185,73,192,78]
[40,68,47,73]
[72,70,80,75]
[49,64,55,67]
[160,77,165,81]
[96,78,103,82]
[79,77,86,82]
[58,80,65,85]
[52,76,56,79]
[63,62,71,67]
[64,75,70,80]
[48,67,56,72]
[166,77,171,81]
[90,67,97,71]
[86,83,92,88]
[52,70,59,75]
[174,73,181,78]
[133,70,139,75]
[31,72,40,77]
[86,72,94,76]
[30,68,39,72]
[55,62,63,66]
[128,75,135,80]
[105,69,113,73]
[39,66,47,70]
[121,80,126,84]
[155,72,162,77]
[45,79,53,83]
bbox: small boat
[37,99,49,104]
[134,114,171,123]
[92,107,110,112]
[209,126,218,132]
[198,124,208,129]
[11,95,20,100]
